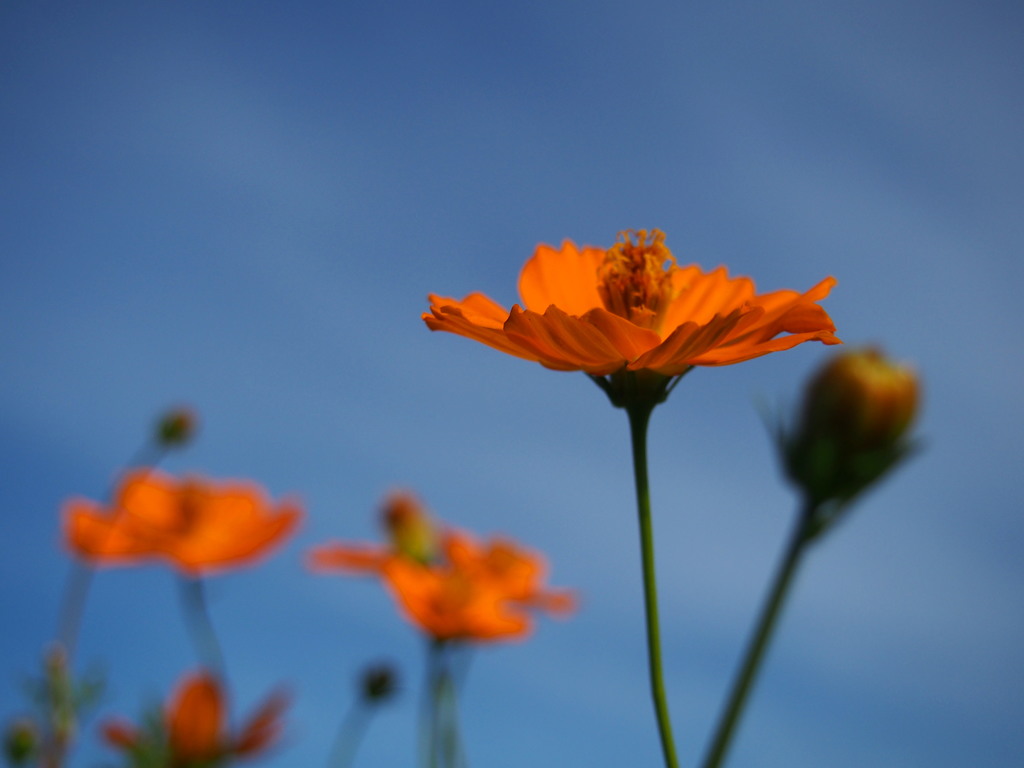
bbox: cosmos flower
[424,230,840,378]
[103,670,287,766]
[308,492,574,643]
[64,470,302,576]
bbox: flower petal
[661,266,755,332]
[235,689,289,757]
[424,296,548,363]
[306,542,392,573]
[167,672,224,763]
[517,241,605,315]
[691,277,841,365]
[630,309,749,375]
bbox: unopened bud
[381,492,437,563]
[3,719,38,764]
[359,663,398,703]
[785,348,920,511]
[801,348,918,452]
[156,407,198,447]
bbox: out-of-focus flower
[783,347,920,514]
[103,671,287,767]
[424,230,839,382]
[156,407,198,448]
[64,470,302,576]
[308,494,575,643]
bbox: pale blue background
[2,2,1022,766]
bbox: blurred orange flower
[308,493,575,643]
[424,230,840,377]
[103,670,287,766]
[64,469,302,576]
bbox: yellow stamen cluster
[597,230,678,331]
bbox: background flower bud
[784,348,920,514]
[381,492,437,564]
[156,406,198,447]
[801,348,918,452]
[359,663,398,703]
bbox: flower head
[64,470,302,576]
[308,494,575,643]
[103,671,287,767]
[424,230,840,385]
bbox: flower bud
[359,663,398,703]
[156,406,198,448]
[785,348,919,511]
[3,719,38,765]
[381,492,437,564]
[801,348,918,452]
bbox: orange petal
[424,299,547,363]
[579,308,664,363]
[168,500,302,576]
[102,719,140,750]
[426,292,510,329]
[115,470,181,529]
[235,689,289,757]
[629,309,748,375]
[503,306,634,374]
[306,542,392,573]
[167,672,224,762]
[517,241,605,315]
[691,277,840,365]
[63,502,157,563]
[661,266,756,332]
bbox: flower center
[173,480,205,535]
[597,230,678,331]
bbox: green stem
[421,641,466,768]
[700,502,816,768]
[178,577,225,676]
[626,401,680,768]
[327,701,371,768]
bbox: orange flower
[308,494,574,643]
[424,230,840,378]
[64,470,302,576]
[103,671,287,766]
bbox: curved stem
[700,503,815,768]
[626,402,680,768]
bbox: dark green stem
[626,401,680,768]
[700,502,816,768]
[178,577,225,676]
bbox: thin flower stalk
[328,664,398,768]
[178,577,226,678]
[627,391,679,768]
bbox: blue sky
[2,1,1022,766]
